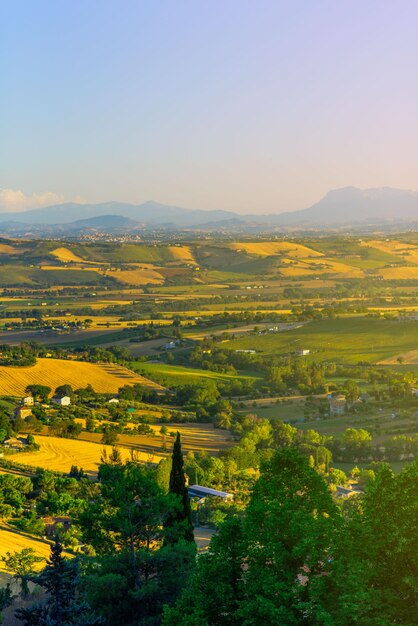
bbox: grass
[0,358,164,396]
[224,316,418,364]
[131,361,259,386]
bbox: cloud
[0,188,66,212]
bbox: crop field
[378,349,418,365]
[132,361,260,386]
[10,435,163,475]
[80,422,234,456]
[228,242,323,257]
[0,358,164,396]
[378,267,418,279]
[105,266,165,285]
[224,317,418,364]
[0,525,53,572]
[10,423,232,475]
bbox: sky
[1,0,417,214]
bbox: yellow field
[167,245,196,264]
[228,242,323,257]
[9,422,232,475]
[364,240,418,265]
[378,267,418,279]
[79,422,233,456]
[106,266,164,285]
[0,526,54,572]
[0,358,164,396]
[40,265,98,272]
[10,435,163,475]
[50,247,91,264]
[279,259,363,278]
[0,243,21,255]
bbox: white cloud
[0,188,66,212]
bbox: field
[9,435,163,475]
[378,349,418,365]
[9,424,233,475]
[0,358,164,396]
[0,525,54,572]
[225,317,418,364]
[133,361,259,386]
[228,241,323,257]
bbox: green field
[131,361,260,386]
[224,317,418,364]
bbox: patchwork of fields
[224,317,418,364]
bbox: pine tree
[15,538,103,626]
[165,432,194,544]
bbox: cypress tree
[166,432,194,543]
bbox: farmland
[8,424,233,476]
[0,358,163,396]
[223,317,418,364]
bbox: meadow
[224,317,418,364]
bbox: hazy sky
[1,0,417,214]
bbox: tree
[15,538,103,625]
[80,460,195,625]
[2,548,44,597]
[25,385,51,403]
[165,433,194,544]
[54,384,73,399]
[165,449,340,625]
[101,426,119,446]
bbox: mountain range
[0,187,417,235]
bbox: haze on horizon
[1,0,417,215]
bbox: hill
[0,359,164,396]
[0,187,416,233]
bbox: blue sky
[1,0,417,213]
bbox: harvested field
[0,358,164,396]
[50,247,92,264]
[10,435,163,475]
[106,267,164,285]
[378,350,418,365]
[378,267,418,279]
[228,242,323,257]
[0,525,52,571]
[167,245,196,264]
[79,422,234,456]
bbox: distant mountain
[67,214,141,231]
[0,201,236,227]
[0,187,416,235]
[271,187,418,225]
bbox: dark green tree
[15,538,102,626]
[165,432,194,544]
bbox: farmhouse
[21,396,34,406]
[14,407,32,420]
[297,349,310,356]
[235,349,256,354]
[42,516,71,537]
[108,398,119,404]
[188,485,234,502]
[53,395,71,406]
[328,394,347,415]
[3,437,25,450]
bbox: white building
[21,396,34,406]
[53,396,71,406]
